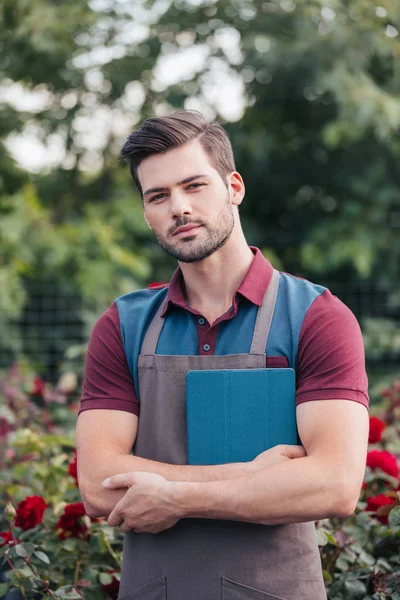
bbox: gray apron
[118,270,327,600]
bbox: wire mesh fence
[1,279,399,384]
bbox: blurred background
[1,0,399,395]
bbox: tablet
[186,368,298,465]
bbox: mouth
[172,225,202,237]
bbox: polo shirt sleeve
[78,302,139,416]
[295,289,369,409]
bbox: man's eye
[150,194,166,202]
[188,183,204,190]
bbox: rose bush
[1,365,400,599]
[0,365,123,600]
[317,379,400,599]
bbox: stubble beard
[154,193,235,263]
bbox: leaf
[355,512,372,528]
[61,539,77,552]
[375,557,392,571]
[76,579,92,587]
[55,590,83,600]
[0,583,9,596]
[13,566,33,577]
[99,572,113,585]
[343,578,367,599]
[34,550,50,564]
[325,532,337,546]
[358,550,375,566]
[336,555,352,572]
[55,586,71,596]
[98,534,107,553]
[388,504,400,529]
[322,570,333,584]
[42,508,57,528]
[377,501,398,517]
[316,529,328,546]
[15,542,35,558]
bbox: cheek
[145,212,168,235]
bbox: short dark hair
[120,109,236,195]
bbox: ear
[227,172,245,207]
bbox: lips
[173,224,202,236]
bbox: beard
[153,192,235,263]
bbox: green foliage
[362,318,400,361]
[0,183,151,369]
[0,364,121,599]
[1,0,400,374]
[1,366,400,598]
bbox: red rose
[147,282,168,288]
[31,376,45,397]
[14,496,48,531]
[366,450,399,479]
[101,569,120,600]
[0,417,9,438]
[68,451,78,486]
[366,494,397,524]
[368,417,386,444]
[0,531,21,546]
[56,502,88,540]
[0,531,20,546]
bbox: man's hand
[251,444,307,471]
[102,445,306,533]
[104,472,182,534]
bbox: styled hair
[120,109,236,195]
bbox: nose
[170,190,193,219]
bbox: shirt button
[198,318,205,325]
[203,344,211,352]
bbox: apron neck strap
[249,268,279,354]
[141,268,280,356]
[141,296,168,355]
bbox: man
[76,110,369,600]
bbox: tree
[1,0,399,374]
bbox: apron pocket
[118,576,166,600]
[222,576,287,600]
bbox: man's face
[138,139,235,263]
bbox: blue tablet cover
[186,368,298,465]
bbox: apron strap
[141,269,280,356]
[249,268,280,355]
[141,295,168,355]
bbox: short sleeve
[78,303,139,416]
[295,290,369,409]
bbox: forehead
[137,139,217,190]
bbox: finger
[107,508,124,527]
[102,473,135,489]
[119,521,132,534]
[284,445,307,459]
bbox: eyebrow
[143,174,209,198]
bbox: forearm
[175,456,354,525]
[80,451,250,518]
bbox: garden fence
[1,280,399,384]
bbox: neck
[178,226,254,322]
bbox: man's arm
[76,409,251,519]
[172,399,369,524]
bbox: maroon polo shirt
[79,248,369,416]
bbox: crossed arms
[76,399,369,533]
